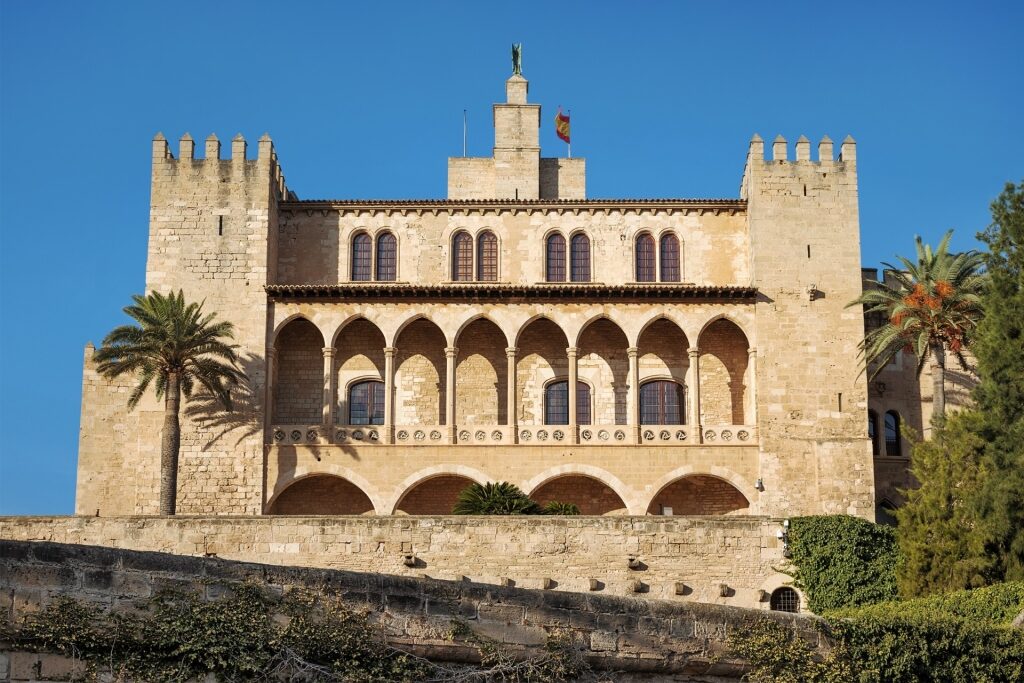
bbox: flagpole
[463,109,467,157]
[568,109,571,159]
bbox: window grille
[640,380,684,424]
[660,233,680,282]
[570,233,591,282]
[351,233,372,281]
[452,232,473,281]
[546,234,566,282]
[375,232,397,281]
[349,380,384,425]
[770,587,800,613]
[477,231,498,281]
[884,411,901,456]
[635,233,655,282]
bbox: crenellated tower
[742,133,875,518]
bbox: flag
[555,109,570,144]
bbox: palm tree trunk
[160,372,181,515]
[930,343,946,420]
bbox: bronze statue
[512,43,522,76]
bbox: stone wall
[0,540,824,681]
[0,516,794,609]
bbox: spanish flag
[555,109,570,144]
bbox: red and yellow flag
[555,109,570,143]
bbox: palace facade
[76,67,929,522]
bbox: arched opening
[334,318,385,424]
[660,233,681,282]
[570,233,591,282]
[395,475,475,515]
[456,318,507,424]
[273,318,325,424]
[546,233,566,282]
[868,409,880,456]
[348,380,384,425]
[578,318,629,424]
[635,233,655,282]
[375,232,397,281]
[885,411,902,456]
[698,319,750,424]
[770,587,800,613]
[638,318,689,423]
[516,318,569,425]
[477,231,498,281]
[646,475,750,515]
[452,231,473,281]
[395,319,447,425]
[544,380,591,425]
[268,475,374,515]
[530,475,627,515]
[351,232,372,281]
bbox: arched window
[452,231,473,281]
[570,233,591,282]
[770,587,800,613]
[351,233,372,281]
[884,411,901,456]
[546,233,566,282]
[477,231,498,281]
[544,380,592,425]
[349,380,384,425]
[868,410,879,456]
[375,232,396,281]
[660,233,680,282]
[640,380,685,424]
[635,233,655,282]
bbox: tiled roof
[265,282,757,302]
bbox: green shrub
[542,501,580,515]
[829,580,1024,624]
[788,515,900,613]
[452,481,541,515]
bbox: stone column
[383,346,396,442]
[687,347,701,439]
[445,346,458,443]
[265,347,276,432]
[627,347,640,440]
[505,347,517,430]
[567,346,579,442]
[746,347,758,425]
[322,347,335,427]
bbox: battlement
[151,132,290,200]
[740,133,856,200]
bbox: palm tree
[849,231,985,418]
[93,291,243,515]
[452,482,541,515]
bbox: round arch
[520,464,636,514]
[643,465,758,515]
[384,465,493,515]
[267,466,385,515]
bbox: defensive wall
[0,516,794,608]
[0,539,824,681]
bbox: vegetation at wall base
[451,481,581,515]
[728,582,1024,683]
[786,515,900,613]
[5,584,598,682]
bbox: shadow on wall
[185,352,265,450]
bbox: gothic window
[570,233,591,282]
[351,233,372,281]
[375,232,397,281]
[770,587,800,613]
[868,410,879,456]
[635,233,655,282]
[640,380,684,424]
[544,380,592,425]
[349,380,384,425]
[546,233,566,282]
[452,231,473,281]
[884,411,901,456]
[477,231,498,281]
[660,233,680,282]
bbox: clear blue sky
[1,1,1021,514]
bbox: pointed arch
[272,317,326,424]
